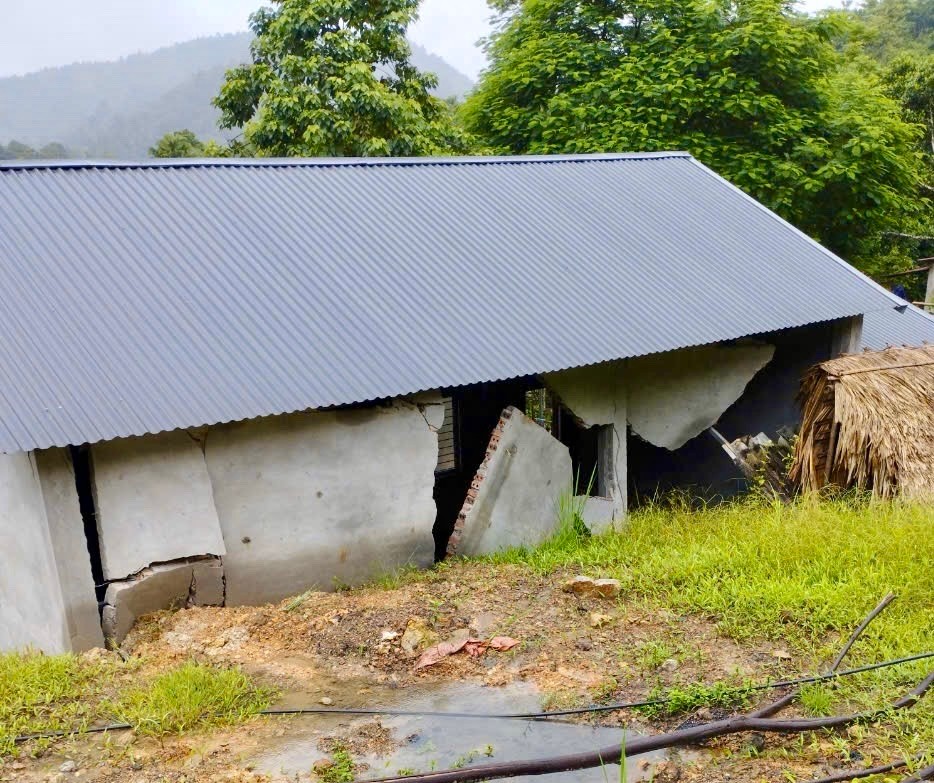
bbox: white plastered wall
[35,448,104,651]
[205,401,439,605]
[0,452,69,653]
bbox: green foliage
[490,495,933,754]
[638,680,756,719]
[0,652,122,756]
[111,662,273,737]
[0,140,72,160]
[149,129,208,158]
[464,0,924,271]
[318,741,356,782]
[215,0,472,157]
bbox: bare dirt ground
[0,562,893,783]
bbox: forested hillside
[0,33,473,158]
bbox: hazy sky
[0,0,845,81]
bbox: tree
[214,0,471,157]
[149,130,208,158]
[463,0,925,271]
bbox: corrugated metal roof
[0,152,905,453]
[862,303,934,351]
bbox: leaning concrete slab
[206,403,438,606]
[447,407,573,558]
[102,557,224,643]
[92,430,226,580]
[0,452,69,654]
[628,343,775,450]
[35,448,104,651]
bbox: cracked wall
[102,557,224,643]
[91,430,227,580]
[205,402,438,605]
[544,362,627,525]
[35,449,103,651]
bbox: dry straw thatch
[790,345,934,498]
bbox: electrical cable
[10,650,932,744]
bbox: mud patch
[253,681,695,782]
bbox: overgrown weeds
[0,651,122,756]
[111,661,274,737]
[0,655,273,756]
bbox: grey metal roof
[0,152,905,452]
[862,303,934,351]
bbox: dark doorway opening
[70,445,106,607]
[552,405,601,496]
[432,377,539,560]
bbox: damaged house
[0,153,910,653]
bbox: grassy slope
[489,495,934,760]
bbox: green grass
[489,494,934,756]
[111,662,274,737]
[317,741,356,782]
[0,656,273,755]
[0,651,122,756]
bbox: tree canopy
[214,0,470,157]
[463,0,925,270]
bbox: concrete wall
[447,407,573,557]
[92,430,226,579]
[627,342,775,450]
[35,449,104,651]
[544,362,627,522]
[0,452,69,653]
[206,402,438,605]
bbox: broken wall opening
[627,323,836,507]
[69,445,105,607]
[432,377,541,559]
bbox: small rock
[561,576,621,599]
[660,658,680,673]
[772,649,793,660]
[312,759,335,774]
[320,697,333,706]
[400,618,440,655]
[381,630,400,641]
[59,761,77,774]
[575,638,594,651]
[654,760,682,783]
[589,613,613,628]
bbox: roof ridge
[0,151,692,172]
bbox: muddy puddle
[254,680,693,782]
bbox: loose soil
[0,561,905,783]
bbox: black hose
[10,650,932,744]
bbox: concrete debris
[447,407,572,558]
[660,658,680,673]
[561,576,622,599]
[102,556,224,643]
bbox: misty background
[0,0,848,158]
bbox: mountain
[0,33,474,159]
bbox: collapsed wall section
[627,343,775,450]
[205,402,438,606]
[0,452,70,654]
[91,430,227,580]
[447,407,573,557]
[543,361,627,525]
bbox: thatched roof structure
[790,345,934,498]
